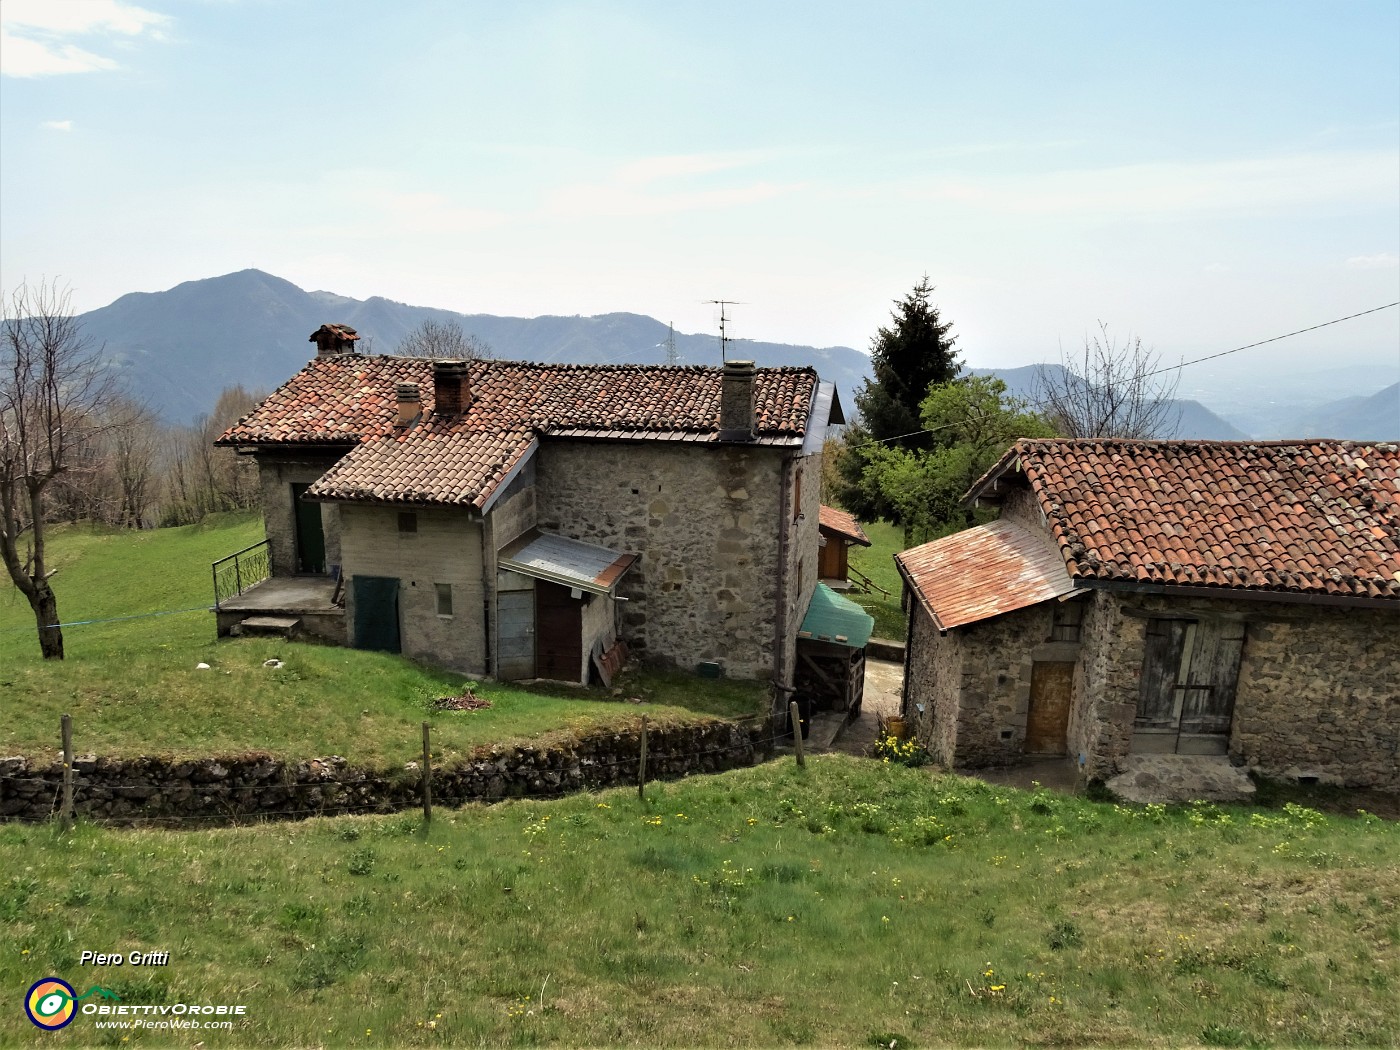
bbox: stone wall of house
[951,602,1077,766]
[994,480,1044,532]
[1071,591,1399,788]
[339,505,487,675]
[781,452,823,699]
[905,601,963,766]
[0,718,776,825]
[1067,590,1138,779]
[535,439,794,683]
[257,454,343,575]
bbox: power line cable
[845,302,1400,450]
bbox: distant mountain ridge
[74,270,1393,442]
[78,270,872,424]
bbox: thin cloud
[1345,252,1399,270]
[41,120,74,132]
[1,0,169,78]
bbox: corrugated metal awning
[498,530,637,596]
[895,518,1082,631]
[797,583,875,649]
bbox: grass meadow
[0,514,763,767]
[3,757,1397,1047]
[847,520,907,642]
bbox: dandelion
[596,802,610,809]
[747,817,758,826]
[882,916,890,923]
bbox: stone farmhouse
[214,325,844,711]
[895,439,1399,789]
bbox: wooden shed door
[1025,661,1074,754]
[351,576,400,653]
[1136,619,1244,753]
[535,581,583,682]
[497,590,535,681]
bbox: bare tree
[161,385,263,526]
[1034,322,1181,439]
[1,280,118,659]
[105,397,160,528]
[395,318,492,360]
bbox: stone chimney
[309,323,360,358]
[395,382,421,428]
[433,360,471,417]
[719,360,756,442]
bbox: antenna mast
[705,299,743,363]
[664,322,679,366]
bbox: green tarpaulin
[797,583,875,649]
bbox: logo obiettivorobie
[25,978,120,1030]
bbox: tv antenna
[704,300,746,363]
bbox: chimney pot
[433,360,472,417]
[309,323,360,359]
[395,382,421,428]
[719,359,756,442]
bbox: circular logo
[26,978,78,1030]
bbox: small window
[1049,600,1083,643]
[398,512,418,533]
[793,468,803,522]
[435,583,453,616]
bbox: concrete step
[235,615,301,639]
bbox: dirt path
[826,657,903,757]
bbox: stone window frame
[435,582,454,618]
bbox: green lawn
[3,758,1395,1047]
[0,515,764,767]
[847,519,908,641]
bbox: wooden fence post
[789,701,805,768]
[638,716,648,800]
[421,721,433,823]
[60,713,74,832]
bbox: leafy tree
[1,281,118,659]
[860,376,1054,545]
[837,277,960,522]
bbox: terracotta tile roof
[818,505,872,546]
[896,519,1080,630]
[969,439,1400,602]
[219,356,818,508]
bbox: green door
[352,576,401,653]
[292,484,326,574]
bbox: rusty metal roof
[895,518,1080,630]
[498,529,637,595]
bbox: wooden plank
[1025,661,1074,753]
[1136,618,1187,726]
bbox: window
[793,468,803,522]
[435,583,453,617]
[398,512,418,533]
[1049,600,1084,643]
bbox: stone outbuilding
[894,439,1399,789]
[214,331,843,715]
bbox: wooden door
[1025,661,1074,754]
[1136,618,1244,752]
[351,576,400,653]
[292,483,326,574]
[497,590,535,680]
[535,581,583,682]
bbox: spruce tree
[836,277,961,522]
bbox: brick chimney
[309,323,360,358]
[395,382,421,428]
[432,360,471,417]
[719,359,756,442]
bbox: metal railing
[212,540,270,609]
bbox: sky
[2,0,1398,380]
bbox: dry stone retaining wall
[0,719,774,825]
